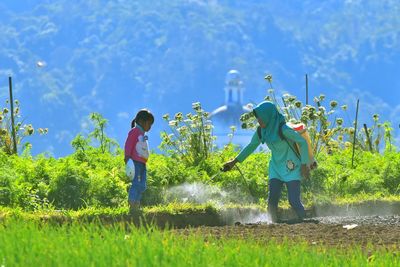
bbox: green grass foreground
[0,220,397,267]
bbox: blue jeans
[268,178,305,221]
[128,161,147,202]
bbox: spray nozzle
[221,164,231,172]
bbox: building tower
[210,70,253,148]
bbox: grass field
[0,219,398,267]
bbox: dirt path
[174,216,400,249]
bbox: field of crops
[2,93,400,266]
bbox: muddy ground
[174,215,400,249]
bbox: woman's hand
[310,160,318,170]
[301,164,310,179]
[222,159,238,172]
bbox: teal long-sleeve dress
[235,126,310,182]
[235,101,310,182]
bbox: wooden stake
[351,99,359,168]
[8,77,18,154]
[305,74,309,105]
[363,123,373,152]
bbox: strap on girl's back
[278,121,286,140]
[280,122,301,160]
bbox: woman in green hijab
[223,101,310,222]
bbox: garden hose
[234,165,253,197]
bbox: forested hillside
[0,0,399,156]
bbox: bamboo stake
[351,99,359,168]
[305,74,309,105]
[363,123,373,152]
[8,77,17,154]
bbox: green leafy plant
[240,74,394,157]
[0,99,47,155]
[71,112,120,161]
[160,102,215,165]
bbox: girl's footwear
[129,201,140,212]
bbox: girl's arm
[223,132,260,172]
[282,128,310,165]
[235,131,261,163]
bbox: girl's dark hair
[131,109,154,128]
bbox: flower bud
[330,101,338,108]
[168,120,178,127]
[192,102,201,111]
[162,114,170,121]
[264,74,273,83]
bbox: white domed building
[210,70,254,148]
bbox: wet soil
[174,215,400,249]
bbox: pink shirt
[124,126,149,164]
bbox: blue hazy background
[0,0,399,157]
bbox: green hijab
[253,101,286,143]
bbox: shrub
[381,152,400,194]
[48,159,90,210]
[160,102,215,166]
[87,168,127,207]
[0,170,14,206]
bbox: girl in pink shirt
[124,109,154,210]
